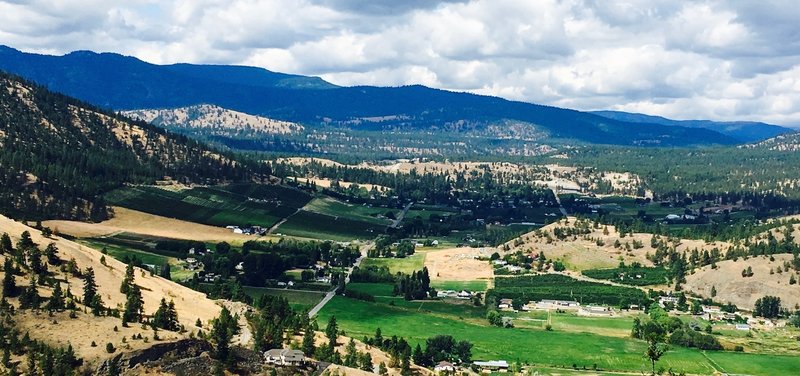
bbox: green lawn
[318,297,800,375]
[430,280,489,292]
[242,287,325,311]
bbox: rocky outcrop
[95,339,212,375]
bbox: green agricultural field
[430,280,489,292]
[317,297,800,375]
[78,239,194,281]
[490,274,649,307]
[304,197,391,225]
[106,184,311,228]
[345,283,487,320]
[242,287,325,311]
[275,210,385,241]
[346,282,395,297]
[360,252,427,275]
[582,266,670,286]
[79,239,170,267]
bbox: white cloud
[0,0,798,126]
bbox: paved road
[308,244,370,318]
[267,209,300,234]
[553,190,569,217]
[390,202,414,228]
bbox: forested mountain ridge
[0,46,737,147]
[592,110,792,143]
[0,71,266,221]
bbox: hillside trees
[753,296,782,318]
[0,72,269,221]
[211,306,239,367]
[152,298,179,331]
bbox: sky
[1,0,799,126]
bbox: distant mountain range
[591,111,791,143]
[1,45,781,147]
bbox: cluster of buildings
[436,290,474,299]
[225,225,267,235]
[497,299,614,316]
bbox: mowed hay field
[0,215,224,362]
[45,207,263,243]
[318,296,800,375]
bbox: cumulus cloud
[0,0,798,126]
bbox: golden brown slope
[0,214,223,363]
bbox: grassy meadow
[318,294,800,375]
[242,286,325,311]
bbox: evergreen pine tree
[301,325,316,355]
[122,284,144,325]
[120,263,134,294]
[83,267,97,306]
[19,277,40,309]
[0,233,12,254]
[46,282,64,311]
[325,316,338,348]
[2,258,16,297]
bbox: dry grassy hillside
[503,217,731,272]
[686,254,800,310]
[0,215,223,362]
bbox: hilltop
[123,104,304,135]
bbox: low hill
[0,46,737,147]
[0,71,267,221]
[123,104,304,135]
[592,110,792,143]
[743,131,800,151]
[123,104,304,151]
[685,254,800,310]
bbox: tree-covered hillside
[0,71,267,221]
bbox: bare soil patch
[424,247,494,284]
